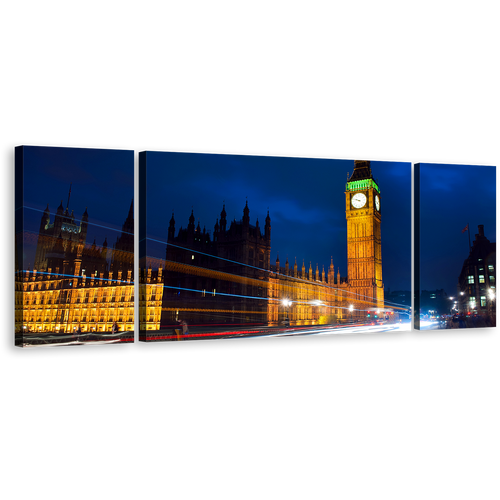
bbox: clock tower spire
[345,160,384,318]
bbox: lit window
[489,276,495,282]
[479,275,485,283]
[468,276,474,284]
[192,255,195,260]
[488,265,494,271]
[213,289,216,296]
[480,296,486,307]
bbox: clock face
[351,193,367,209]
[375,195,380,211]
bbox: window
[468,276,474,284]
[488,265,494,271]
[480,296,486,307]
[479,275,485,283]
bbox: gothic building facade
[162,160,384,326]
[16,160,389,339]
[157,202,272,328]
[16,193,135,341]
[146,160,384,332]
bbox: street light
[488,289,495,319]
[281,299,291,325]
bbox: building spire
[127,199,133,219]
[66,183,72,210]
[348,160,373,182]
[243,199,250,224]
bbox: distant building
[419,289,449,315]
[457,225,496,319]
[385,289,411,310]
[385,288,453,314]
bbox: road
[16,321,411,347]
[274,321,411,337]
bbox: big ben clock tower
[345,160,384,317]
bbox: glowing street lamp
[281,299,292,324]
[487,289,495,317]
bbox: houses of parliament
[16,160,385,338]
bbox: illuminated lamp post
[488,289,495,320]
[281,299,292,324]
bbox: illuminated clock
[351,193,367,208]
[375,195,380,211]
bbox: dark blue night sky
[18,149,494,298]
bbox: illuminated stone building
[158,203,271,328]
[457,225,496,319]
[345,160,384,319]
[17,157,392,339]
[16,198,135,339]
[140,159,385,334]
[267,257,349,326]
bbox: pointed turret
[214,218,219,241]
[348,160,373,182]
[243,200,250,226]
[309,261,313,281]
[285,257,289,276]
[187,209,196,239]
[276,253,280,273]
[40,204,50,231]
[243,201,250,236]
[294,257,298,278]
[220,203,227,233]
[168,212,175,240]
[265,210,271,240]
